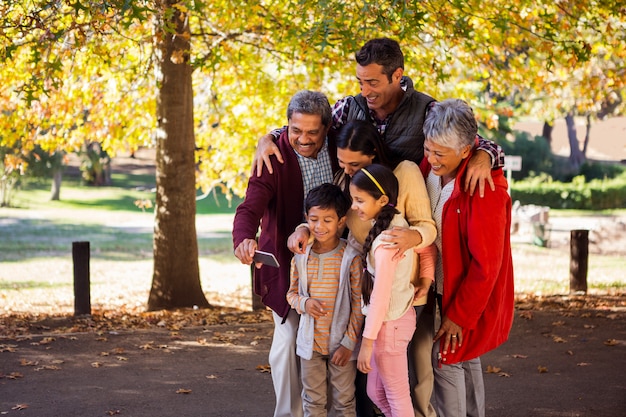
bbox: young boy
[286,183,364,417]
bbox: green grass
[0,217,154,262]
[3,174,239,264]
[12,173,242,214]
[511,241,625,295]
[0,279,70,291]
[3,171,624,302]
[549,208,626,217]
[0,214,235,264]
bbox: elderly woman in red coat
[420,99,515,417]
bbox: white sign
[504,155,522,171]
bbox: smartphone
[253,250,280,268]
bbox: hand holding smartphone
[253,250,280,268]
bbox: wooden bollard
[72,241,91,316]
[569,230,589,294]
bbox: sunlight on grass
[549,208,626,218]
[512,242,625,295]
[12,175,241,214]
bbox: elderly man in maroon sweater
[233,90,339,417]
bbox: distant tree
[476,2,626,171]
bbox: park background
[1,2,625,319]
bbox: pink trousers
[367,307,416,417]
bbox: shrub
[511,172,626,210]
[579,161,626,181]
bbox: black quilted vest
[346,77,435,167]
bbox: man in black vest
[251,38,504,417]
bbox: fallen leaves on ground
[34,365,60,371]
[0,306,273,338]
[604,339,619,346]
[486,365,510,377]
[176,388,192,394]
[0,344,18,352]
[519,311,533,320]
[11,404,28,410]
[514,293,625,312]
[486,365,501,373]
[2,372,24,379]
[256,364,271,373]
[139,342,156,350]
[538,365,549,373]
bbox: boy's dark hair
[355,38,404,82]
[305,183,351,219]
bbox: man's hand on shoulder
[464,150,495,198]
[251,133,284,177]
[287,226,310,254]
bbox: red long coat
[423,152,515,365]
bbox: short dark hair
[287,90,332,128]
[355,38,404,82]
[305,183,351,218]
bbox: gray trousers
[431,339,485,417]
[301,351,357,417]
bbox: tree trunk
[582,114,591,156]
[541,121,553,145]
[148,0,209,311]
[50,167,62,201]
[565,113,586,170]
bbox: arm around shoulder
[251,127,287,177]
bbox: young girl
[351,164,429,417]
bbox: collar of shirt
[295,138,334,213]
